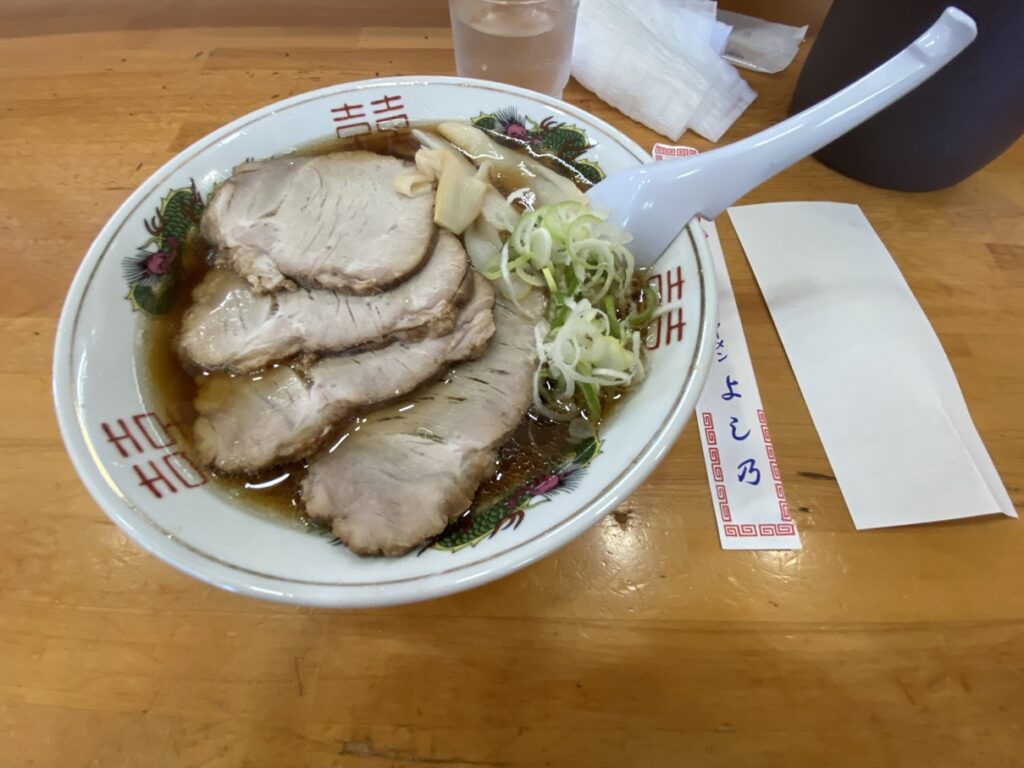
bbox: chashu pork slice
[178,230,469,374]
[201,151,435,293]
[302,290,544,556]
[193,273,496,474]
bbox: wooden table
[2,2,1022,765]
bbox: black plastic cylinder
[790,0,1024,191]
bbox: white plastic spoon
[587,7,978,266]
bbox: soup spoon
[587,7,978,267]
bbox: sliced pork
[177,231,469,374]
[201,151,435,293]
[192,275,496,473]
[302,291,544,556]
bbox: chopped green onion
[490,201,658,421]
[627,283,660,328]
[602,295,620,338]
[579,381,602,420]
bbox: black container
[790,0,1024,191]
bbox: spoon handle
[695,7,977,219]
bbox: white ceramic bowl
[53,77,716,607]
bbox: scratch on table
[293,656,304,697]
[895,676,918,707]
[797,470,836,481]
[339,738,508,766]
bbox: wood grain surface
[1,2,1022,766]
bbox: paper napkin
[572,0,755,142]
[728,202,1016,528]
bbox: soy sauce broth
[143,124,634,529]
[141,231,310,522]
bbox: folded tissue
[572,0,756,142]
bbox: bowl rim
[52,76,718,607]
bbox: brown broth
[473,413,576,508]
[142,232,318,524]
[293,126,422,161]
[143,125,633,528]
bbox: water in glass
[449,0,578,98]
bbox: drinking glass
[448,0,580,98]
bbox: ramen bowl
[52,77,716,607]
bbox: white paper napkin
[572,0,755,142]
[719,10,807,73]
[728,202,1016,529]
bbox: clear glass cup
[448,0,580,98]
